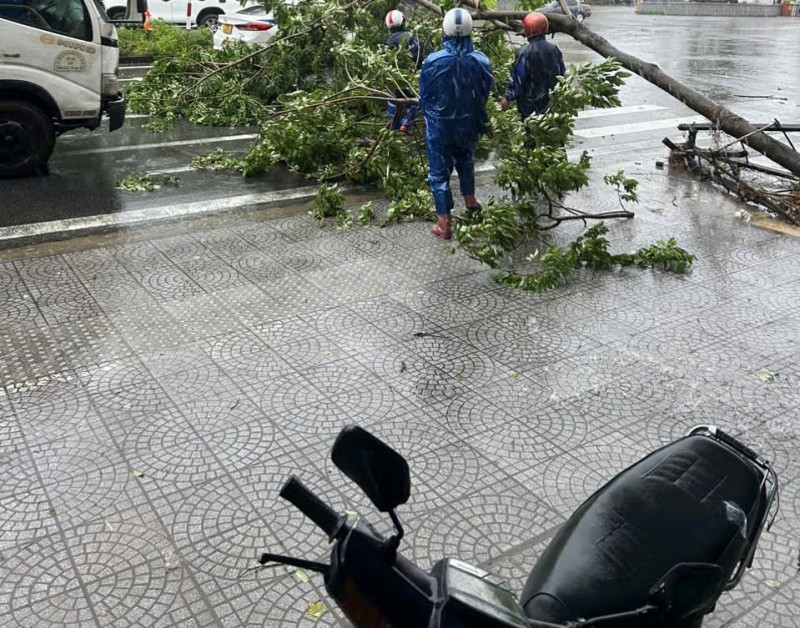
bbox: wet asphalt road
[1,7,799,232]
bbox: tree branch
[409,1,800,178]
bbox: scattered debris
[305,601,327,618]
[294,570,309,583]
[115,174,180,192]
[665,123,800,225]
[758,368,779,384]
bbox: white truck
[104,0,257,30]
[0,0,135,177]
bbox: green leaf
[758,368,779,383]
[305,601,327,618]
[133,470,145,478]
[294,569,309,583]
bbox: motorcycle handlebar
[280,476,341,539]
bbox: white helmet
[385,10,406,29]
[443,8,473,37]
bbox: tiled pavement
[1,180,799,626]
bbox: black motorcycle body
[261,425,778,628]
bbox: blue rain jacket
[419,36,493,214]
[419,36,493,144]
[385,27,423,130]
[504,35,566,119]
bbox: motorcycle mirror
[331,426,410,513]
[649,563,724,618]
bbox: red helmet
[523,12,549,37]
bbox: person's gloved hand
[500,98,510,111]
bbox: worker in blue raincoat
[419,8,493,240]
[384,9,424,133]
[500,12,565,119]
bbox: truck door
[0,0,103,120]
[150,0,178,22]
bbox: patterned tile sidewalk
[1,176,799,626]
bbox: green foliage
[311,183,347,225]
[494,223,696,292]
[190,149,245,172]
[517,0,549,10]
[618,237,697,273]
[127,4,691,292]
[118,20,212,58]
[604,170,639,203]
[358,202,376,226]
[115,174,180,191]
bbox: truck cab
[0,0,129,176]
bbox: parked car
[213,5,277,49]
[104,0,260,30]
[536,0,592,22]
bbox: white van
[0,0,127,176]
[104,0,257,30]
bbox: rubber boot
[431,213,452,240]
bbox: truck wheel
[0,100,56,178]
[198,10,222,31]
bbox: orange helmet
[523,12,549,38]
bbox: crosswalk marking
[578,104,667,120]
[574,116,704,139]
[61,134,259,156]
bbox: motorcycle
[260,424,778,627]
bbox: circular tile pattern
[35,445,125,525]
[411,491,562,568]
[403,446,484,514]
[444,392,516,434]
[12,381,99,441]
[0,296,38,327]
[0,539,81,612]
[68,523,184,624]
[237,576,338,626]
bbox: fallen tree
[128,0,696,291]
[427,3,800,179]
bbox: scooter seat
[520,434,766,625]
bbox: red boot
[431,214,452,240]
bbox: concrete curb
[0,185,344,251]
[0,163,499,251]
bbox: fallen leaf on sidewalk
[306,601,327,618]
[133,470,145,478]
[294,569,309,583]
[758,368,779,383]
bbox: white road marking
[119,65,153,71]
[577,104,667,120]
[574,116,705,139]
[126,114,150,119]
[119,77,144,83]
[0,185,334,245]
[62,134,259,156]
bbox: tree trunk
[414,2,800,178]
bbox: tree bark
[413,2,800,178]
